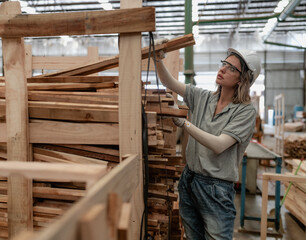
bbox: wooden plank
[34,34,194,77]
[0,161,107,189]
[117,203,132,240]
[119,1,143,239]
[27,76,118,83]
[0,121,119,144]
[24,154,139,240]
[0,7,155,37]
[33,147,108,166]
[0,2,33,237]
[80,204,108,240]
[107,193,122,240]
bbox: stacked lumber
[284,134,306,159]
[284,159,306,226]
[0,34,194,238]
[144,90,186,240]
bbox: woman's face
[216,55,241,88]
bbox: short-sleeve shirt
[183,84,256,182]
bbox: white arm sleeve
[156,60,186,97]
[183,120,237,155]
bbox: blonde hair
[214,52,252,104]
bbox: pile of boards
[284,159,306,227]
[284,134,306,159]
[0,34,194,239]
[0,81,188,239]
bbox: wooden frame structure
[0,0,154,238]
[260,173,306,240]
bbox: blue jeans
[178,165,236,240]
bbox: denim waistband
[184,165,234,186]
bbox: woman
[156,48,261,240]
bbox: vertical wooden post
[0,1,33,237]
[119,0,143,239]
[260,176,269,240]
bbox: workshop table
[240,141,282,231]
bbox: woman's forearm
[182,120,236,155]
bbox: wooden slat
[0,2,33,237]
[0,121,119,144]
[80,204,108,240]
[0,7,155,37]
[119,1,143,239]
[23,154,139,240]
[34,34,194,77]
[0,161,107,188]
[27,76,118,83]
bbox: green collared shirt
[184,84,256,182]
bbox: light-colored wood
[260,173,306,240]
[0,121,119,144]
[80,204,108,240]
[0,2,33,237]
[28,76,118,83]
[117,203,132,240]
[0,7,155,37]
[0,161,107,189]
[107,193,122,240]
[34,34,194,77]
[21,154,139,240]
[119,1,143,239]
[260,175,269,240]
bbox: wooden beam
[0,161,107,189]
[80,204,108,240]
[27,76,118,83]
[0,7,155,37]
[0,121,119,144]
[0,2,32,237]
[23,154,139,240]
[119,0,143,239]
[34,34,195,77]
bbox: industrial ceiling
[0,0,305,47]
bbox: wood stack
[144,89,187,240]
[0,34,194,239]
[284,159,306,227]
[284,134,306,159]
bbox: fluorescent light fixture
[192,0,199,22]
[11,0,37,14]
[98,0,113,10]
[274,0,289,13]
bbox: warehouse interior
[0,0,305,240]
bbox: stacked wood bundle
[144,89,187,240]
[284,159,306,227]
[284,134,306,159]
[0,33,194,238]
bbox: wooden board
[26,154,139,240]
[0,2,33,237]
[0,121,119,144]
[0,7,155,37]
[34,34,195,77]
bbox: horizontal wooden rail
[0,121,119,144]
[19,154,139,240]
[0,161,108,188]
[0,7,155,37]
